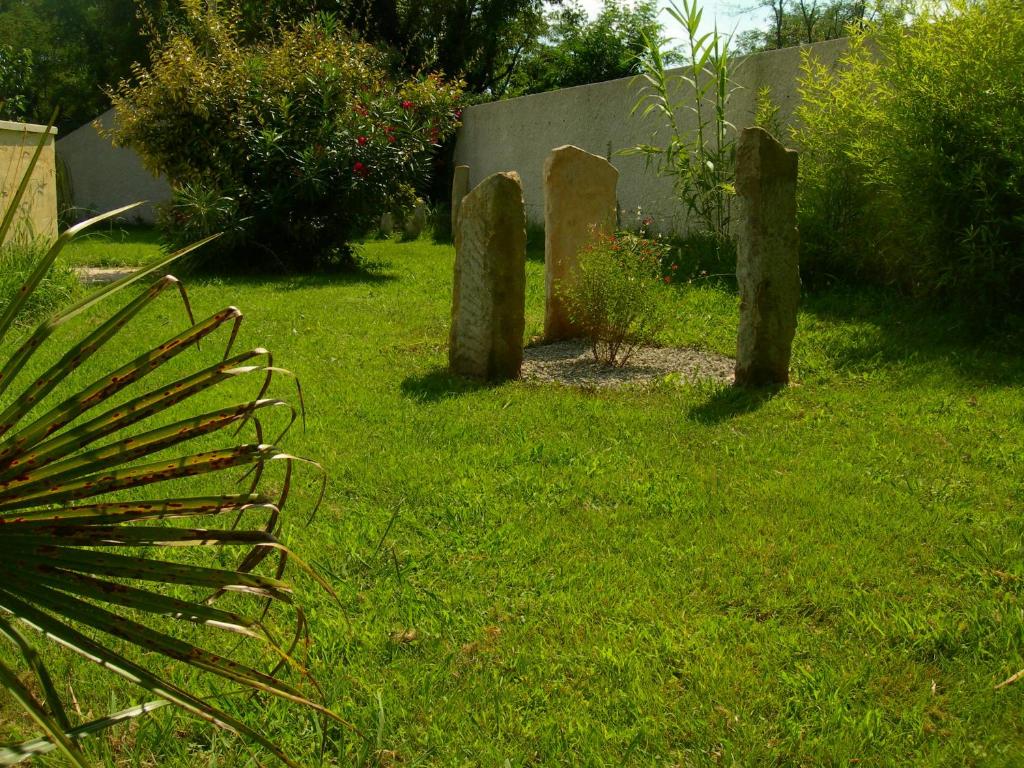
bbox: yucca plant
[0,124,336,765]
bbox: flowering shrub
[108,10,462,270]
[559,230,674,366]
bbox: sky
[575,0,769,44]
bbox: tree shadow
[799,285,1024,386]
[186,259,399,290]
[687,383,783,425]
[399,367,494,403]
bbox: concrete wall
[454,37,850,232]
[58,108,171,224]
[0,120,58,244]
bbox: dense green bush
[108,9,462,270]
[560,231,673,366]
[793,0,1024,308]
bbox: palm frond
[0,129,334,765]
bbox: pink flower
[353,161,369,178]
[357,135,368,146]
[401,100,413,110]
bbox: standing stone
[543,145,619,341]
[379,212,395,236]
[451,165,470,237]
[404,199,428,239]
[734,127,800,387]
[449,172,527,381]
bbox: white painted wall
[454,37,850,232]
[57,108,171,224]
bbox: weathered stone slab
[404,199,428,238]
[543,145,619,341]
[734,127,800,387]
[451,165,470,237]
[449,172,527,381]
[379,212,395,236]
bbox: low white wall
[454,37,850,232]
[58,108,171,224]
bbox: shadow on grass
[184,259,399,289]
[687,384,783,425]
[400,367,493,403]
[800,285,1024,386]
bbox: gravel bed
[521,339,734,388]
[75,267,139,285]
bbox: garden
[1,0,1023,765]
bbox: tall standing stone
[451,165,470,237]
[404,199,428,239]
[543,145,619,341]
[734,127,800,387]
[449,172,527,381]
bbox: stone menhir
[404,199,428,239]
[451,165,470,237]
[734,127,800,387]
[449,171,527,381]
[543,145,619,341]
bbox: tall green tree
[733,0,907,53]
[0,44,34,121]
[509,0,667,96]
[0,0,150,130]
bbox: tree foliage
[153,0,552,96]
[509,0,667,96]
[0,0,150,130]
[734,0,906,52]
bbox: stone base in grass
[521,339,734,389]
[75,266,138,285]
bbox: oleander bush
[560,231,674,366]
[794,0,1024,309]
[108,8,462,271]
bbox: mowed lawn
[2,231,1024,766]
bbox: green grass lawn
[3,230,1024,766]
[60,225,167,268]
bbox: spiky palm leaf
[0,125,335,766]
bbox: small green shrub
[108,9,462,271]
[793,0,1024,308]
[559,230,673,366]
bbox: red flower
[663,275,672,284]
[387,134,396,144]
[455,109,463,120]
[401,100,413,110]
[357,135,368,146]
[353,161,369,178]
